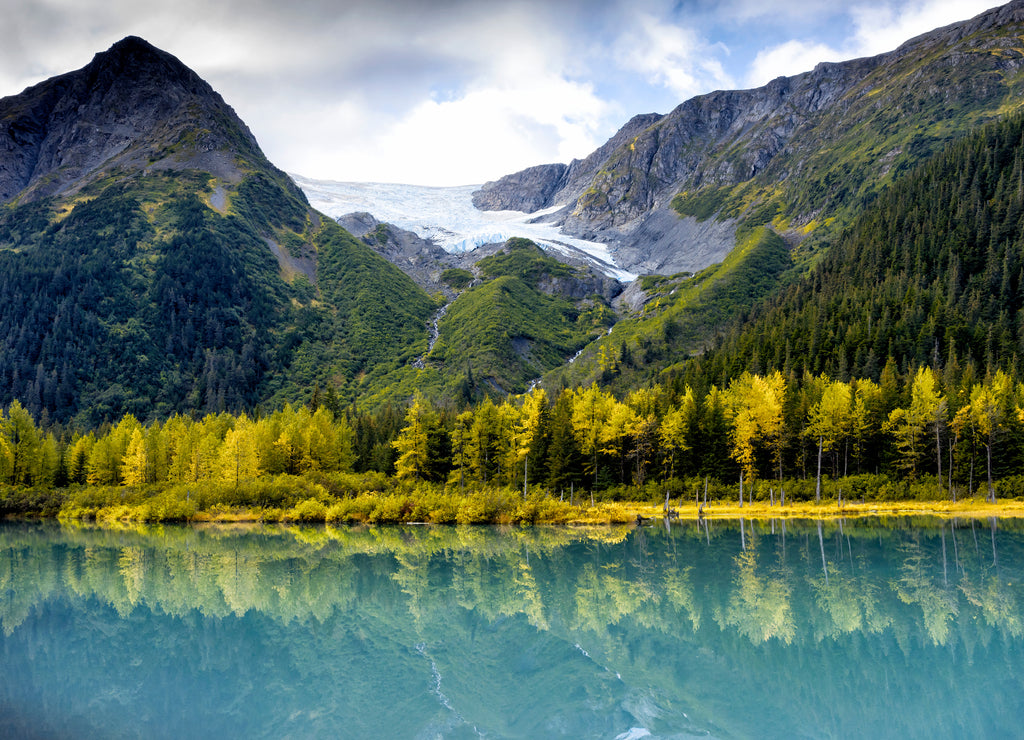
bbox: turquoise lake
[1,518,1022,738]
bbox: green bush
[289,498,328,522]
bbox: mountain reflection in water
[1,518,1021,739]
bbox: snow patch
[292,176,636,282]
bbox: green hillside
[545,227,792,392]
[358,239,615,406]
[671,13,1024,258]
[686,111,1024,386]
[0,167,435,426]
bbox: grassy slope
[672,19,1024,255]
[360,239,614,406]
[0,161,436,423]
[546,227,791,391]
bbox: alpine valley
[3,0,1024,434]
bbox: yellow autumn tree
[218,415,260,487]
[392,392,431,481]
[805,378,852,501]
[884,367,945,479]
[660,386,697,479]
[121,427,149,486]
[723,371,786,504]
[571,383,615,488]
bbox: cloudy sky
[0,0,1005,185]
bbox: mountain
[294,177,636,281]
[425,239,619,396]
[5,3,1024,428]
[0,36,264,203]
[337,211,461,297]
[346,237,621,407]
[0,37,436,425]
[687,110,1024,386]
[474,0,1024,277]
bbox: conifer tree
[392,392,431,481]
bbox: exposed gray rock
[536,273,622,303]
[471,0,1024,277]
[613,281,651,314]
[471,163,567,212]
[600,211,738,276]
[472,113,661,216]
[0,36,267,204]
[340,211,460,296]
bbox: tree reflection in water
[1,518,1022,738]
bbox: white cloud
[615,14,734,99]
[285,73,614,185]
[744,0,999,88]
[265,5,619,184]
[848,0,998,56]
[1,0,1007,186]
[747,40,843,87]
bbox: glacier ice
[292,175,636,282]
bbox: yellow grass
[592,498,1024,523]
[101,498,1024,526]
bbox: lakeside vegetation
[5,89,1024,529]
[3,353,1024,524]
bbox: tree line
[2,358,1023,503]
[690,111,1024,387]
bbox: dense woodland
[2,355,1024,521]
[0,169,436,427]
[5,88,1024,520]
[690,113,1024,385]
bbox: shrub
[289,498,327,522]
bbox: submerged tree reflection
[3,519,1024,737]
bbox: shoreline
[643,499,1024,522]
[23,497,1024,526]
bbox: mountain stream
[413,304,448,369]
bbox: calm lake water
[1,518,1022,739]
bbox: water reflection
[1,518,1022,738]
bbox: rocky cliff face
[340,210,624,302]
[339,211,461,296]
[0,37,437,423]
[472,113,660,216]
[470,163,568,212]
[473,0,1024,277]
[0,36,266,203]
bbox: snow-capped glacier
[291,176,636,282]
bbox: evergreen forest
[3,356,1024,522]
[7,55,1024,521]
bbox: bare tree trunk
[815,436,823,503]
[969,447,974,498]
[948,433,955,503]
[986,441,995,503]
[523,456,528,499]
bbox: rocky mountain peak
[472,0,1024,277]
[0,35,262,204]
